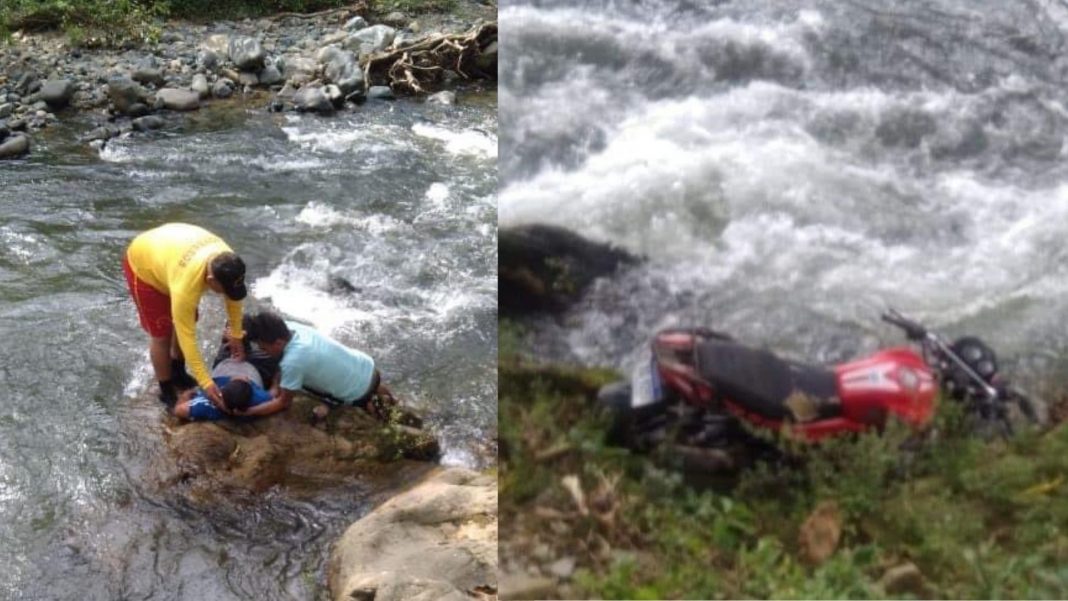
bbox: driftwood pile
[365,22,497,93]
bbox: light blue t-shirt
[280,321,376,403]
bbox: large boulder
[0,134,30,159]
[38,79,75,109]
[329,468,498,601]
[344,24,396,57]
[157,394,439,498]
[229,36,266,71]
[155,88,200,111]
[499,224,639,316]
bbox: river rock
[345,25,396,57]
[0,134,30,159]
[343,15,368,31]
[428,91,456,105]
[237,71,259,87]
[132,57,165,87]
[156,88,200,111]
[499,224,640,316]
[212,78,235,99]
[201,34,230,57]
[39,79,75,109]
[107,76,147,116]
[294,86,334,113]
[191,74,210,99]
[321,48,364,95]
[382,11,408,28]
[367,86,395,100]
[229,36,266,71]
[282,55,318,86]
[324,84,343,106]
[197,49,221,71]
[328,468,497,601]
[475,40,498,77]
[0,104,12,119]
[157,394,438,497]
[132,115,164,131]
[258,64,283,86]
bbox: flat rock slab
[0,134,30,159]
[156,88,200,111]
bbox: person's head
[245,311,292,358]
[207,252,247,301]
[221,379,253,412]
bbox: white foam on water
[411,123,498,158]
[252,259,377,336]
[0,228,45,264]
[295,201,407,235]
[282,123,411,155]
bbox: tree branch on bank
[363,22,497,93]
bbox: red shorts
[123,255,173,338]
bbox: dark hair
[245,311,292,344]
[221,379,253,412]
[210,252,247,301]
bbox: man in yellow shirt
[122,223,247,408]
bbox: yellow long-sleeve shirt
[126,223,244,389]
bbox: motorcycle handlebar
[881,310,928,340]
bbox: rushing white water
[501,0,1068,390]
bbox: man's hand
[204,383,229,413]
[227,331,246,361]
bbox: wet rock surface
[328,467,498,601]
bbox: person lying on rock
[238,310,399,421]
[172,376,271,421]
[123,223,248,409]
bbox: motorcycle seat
[696,340,840,422]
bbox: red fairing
[834,347,937,427]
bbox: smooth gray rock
[155,88,200,111]
[237,72,259,87]
[107,77,147,115]
[382,11,408,28]
[343,15,368,31]
[229,37,266,71]
[201,34,230,57]
[0,104,10,119]
[427,91,456,105]
[212,78,235,99]
[282,56,317,85]
[132,66,165,86]
[258,65,283,86]
[191,74,210,99]
[132,115,164,131]
[197,49,220,71]
[39,79,75,109]
[367,86,395,100]
[322,48,364,95]
[293,86,334,114]
[324,84,343,106]
[345,25,396,56]
[0,134,30,159]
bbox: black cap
[211,252,247,301]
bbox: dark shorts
[307,369,381,407]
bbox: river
[0,92,497,599]
[500,0,1068,398]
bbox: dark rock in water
[132,115,164,131]
[367,86,395,100]
[213,78,235,99]
[108,76,147,115]
[258,64,283,86]
[229,36,266,71]
[474,40,498,78]
[294,86,334,114]
[83,125,120,142]
[328,275,361,294]
[8,118,28,132]
[269,98,285,112]
[127,103,151,118]
[155,88,200,111]
[39,79,75,109]
[499,224,640,316]
[0,134,30,159]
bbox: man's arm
[172,295,224,407]
[237,388,294,417]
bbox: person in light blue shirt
[238,311,394,420]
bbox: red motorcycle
[598,309,1039,470]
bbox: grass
[500,320,1068,599]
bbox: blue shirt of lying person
[173,376,272,421]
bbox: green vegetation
[500,322,1068,599]
[0,0,464,47]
